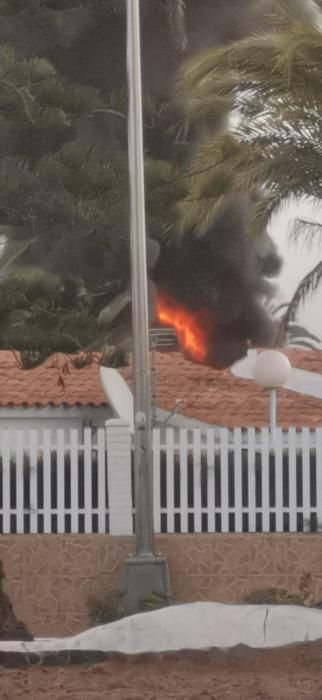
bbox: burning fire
[156,294,213,363]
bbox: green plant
[87,591,126,627]
[141,592,171,610]
[87,589,172,627]
[243,588,304,606]
[244,573,322,608]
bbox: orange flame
[156,294,212,363]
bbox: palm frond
[280,260,322,332]
[268,299,321,348]
[181,14,322,134]
[288,338,320,349]
[177,193,232,235]
[264,0,322,32]
[287,323,321,344]
[178,2,322,256]
[181,12,322,124]
[288,217,322,249]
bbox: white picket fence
[0,423,322,535]
[0,427,110,535]
[153,427,322,534]
[0,421,133,536]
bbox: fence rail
[0,427,109,535]
[153,426,322,534]
[0,424,322,535]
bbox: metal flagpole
[126,0,154,557]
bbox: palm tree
[286,324,321,349]
[267,301,321,348]
[178,3,322,335]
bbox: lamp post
[121,0,170,612]
[253,350,292,441]
[127,0,154,557]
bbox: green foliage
[243,588,304,605]
[0,268,99,358]
[181,6,322,219]
[0,1,189,363]
[87,589,171,628]
[0,143,182,286]
[87,590,126,627]
[0,45,102,129]
[180,3,322,321]
[141,592,171,609]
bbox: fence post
[105,419,133,536]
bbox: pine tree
[0,3,185,366]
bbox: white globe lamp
[253,350,292,389]
[252,350,292,439]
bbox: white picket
[288,427,297,532]
[1,431,10,533]
[233,428,242,533]
[56,429,65,534]
[152,429,161,533]
[43,430,52,533]
[70,429,79,533]
[206,429,215,533]
[179,429,189,533]
[220,428,229,533]
[193,429,202,532]
[311,429,317,527]
[247,428,256,533]
[84,427,93,534]
[302,427,311,529]
[15,431,24,534]
[29,430,38,534]
[97,427,107,534]
[165,430,175,533]
[260,428,270,533]
[275,429,284,532]
[316,428,322,531]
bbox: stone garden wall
[1,534,321,636]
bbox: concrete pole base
[120,555,171,614]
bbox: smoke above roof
[152,196,283,368]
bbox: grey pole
[126,0,154,557]
[269,388,277,444]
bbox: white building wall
[0,405,113,443]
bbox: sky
[269,198,322,340]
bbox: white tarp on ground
[0,603,322,655]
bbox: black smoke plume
[152,196,283,369]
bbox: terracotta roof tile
[0,349,322,428]
[137,350,322,429]
[0,352,106,408]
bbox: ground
[1,642,322,699]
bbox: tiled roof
[137,350,322,429]
[0,349,322,428]
[0,352,107,408]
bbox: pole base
[120,555,171,614]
